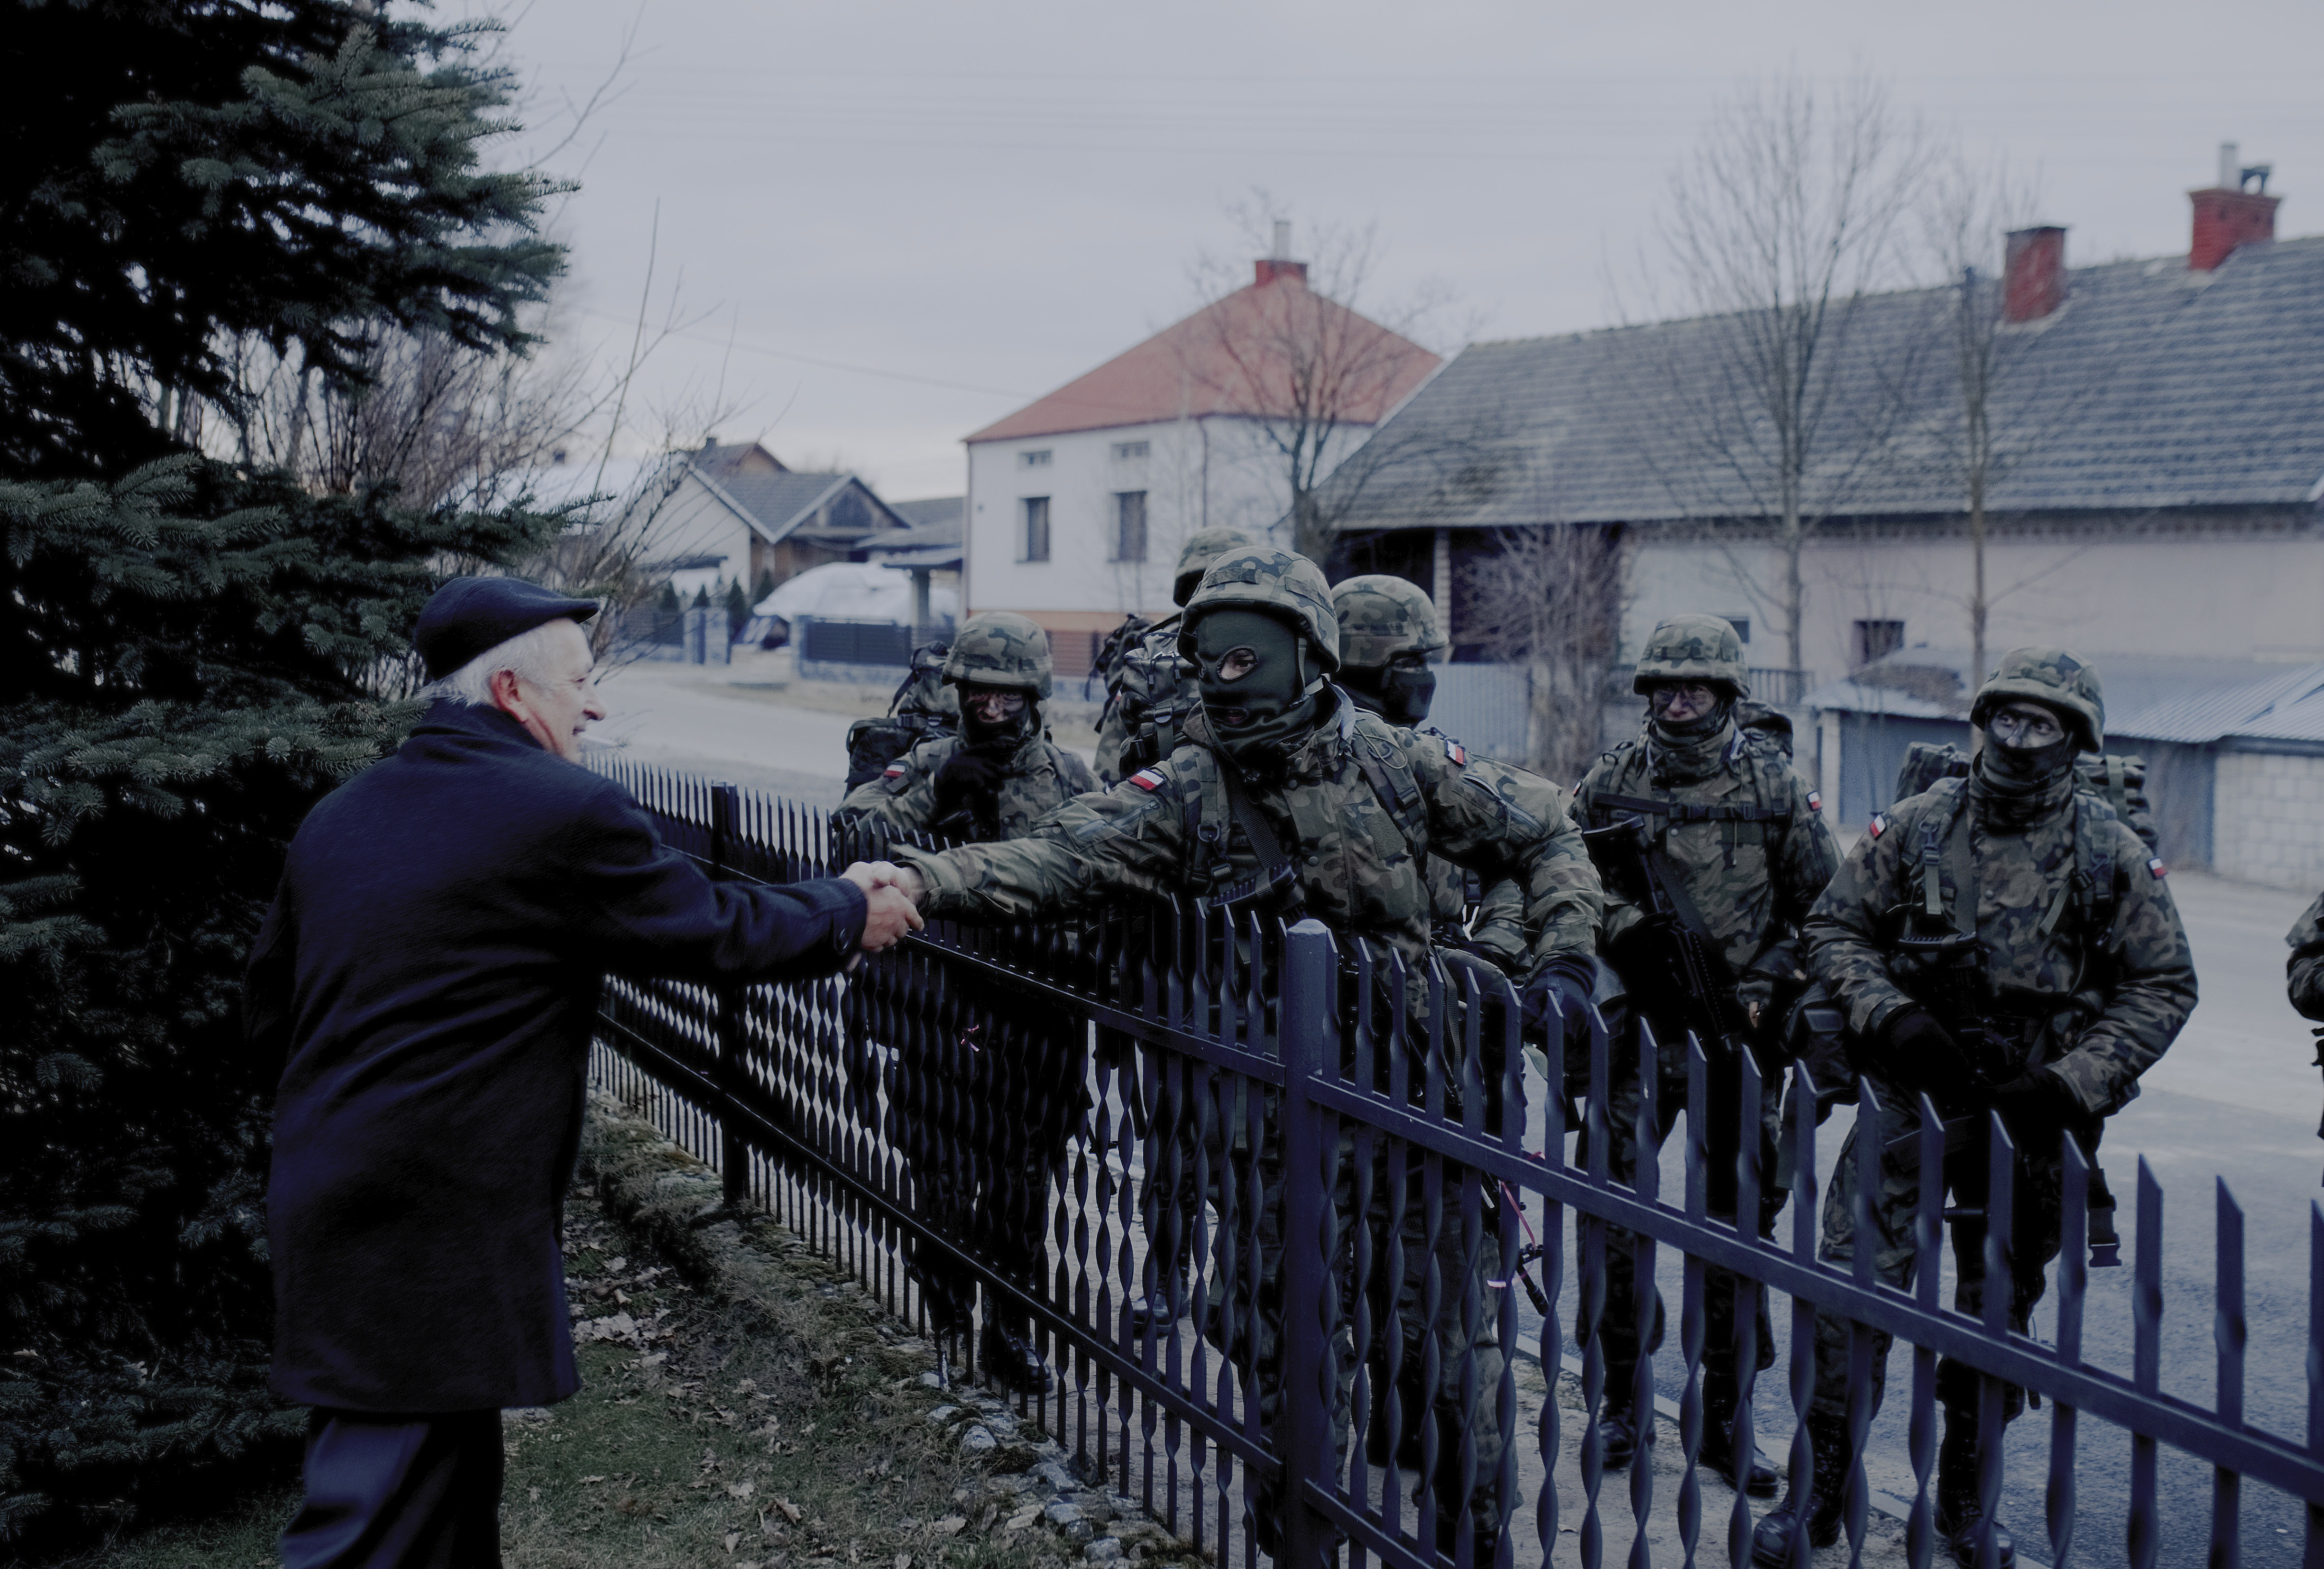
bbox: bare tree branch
[1179,193,1452,563]
[1627,71,1930,678]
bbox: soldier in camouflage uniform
[2282,896,2324,1171]
[1757,648,2196,1569]
[883,547,1605,1556]
[1333,573,1528,970]
[1092,526,1253,783]
[2287,894,2324,1020]
[1330,573,1536,1504]
[1572,614,1839,1498]
[834,613,1097,1393]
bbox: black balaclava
[1340,659,1436,727]
[1189,608,1324,774]
[957,682,1037,756]
[1971,704,2077,830]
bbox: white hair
[419,619,580,707]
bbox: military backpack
[842,642,957,790]
[1892,741,2158,854]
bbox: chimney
[2189,140,2281,271]
[1254,219,1307,286]
[2002,225,2067,322]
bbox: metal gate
[587,758,2324,1569]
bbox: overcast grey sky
[486,0,2324,500]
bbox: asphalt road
[590,673,2322,1563]
[587,660,858,811]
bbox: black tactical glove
[931,749,1004,827]
[1522,958,1597,1070]
[1991,1070,2079,1155]
[1878,1007,1980,1108]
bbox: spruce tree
[726,576,750,641]
[0,0,564,1540]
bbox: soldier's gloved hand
[932,749,1003,810]
[1991,1070,2079,1155]
[1521,958,1597,1064]
[1878,1007,1979,1107]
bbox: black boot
[1935,1412,2016,1569]
[1701,1373,1780,1498]
[1126,1270,1190,1338]
[979,1317,1052,1395]
[1749,1411,1850,1568]
[1594,1393,1651,1473]
[1364,1360,1426,1469]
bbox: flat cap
[415,576,599,681]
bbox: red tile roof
[967,269,1442,444]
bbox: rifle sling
[1642,839,1728,963]
[1206,758,1304,915]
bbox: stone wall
[2213,749,2324,888]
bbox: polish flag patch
[1807,791,1823,812]
[2148,856,2169,879]
[1867,813,1887,839]
[1130,768,1168,792]
[1443,739,1468,766]
[883,763,907,779]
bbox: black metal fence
[587,757,2324,1569]
[799,615,916,667]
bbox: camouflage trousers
[1194,1081,1358,1554]
[1159,1036,1508,1545]
[1810,1089,2064,1423]
[891,990,1090,1333]
[1574,1016,1786,1398]
[1360,1148,1512,1544]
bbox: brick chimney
[2002,225,2067,323]
[2190,141,2281,271]
[1254,219,1307,285]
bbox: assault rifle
[1580,816,1750,1063]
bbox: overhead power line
[576,308,1034,400]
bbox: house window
[1020,449,1052,468]
[1722,615,1750,645]
[1022,496,1051,562]
[1111,491,1148,562]
[1853,619,1905,666]
[1112,440,1150,461]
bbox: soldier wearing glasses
[1761,648,2195,1568]
[1571,614,1839,1499]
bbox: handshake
[838,861,930,952]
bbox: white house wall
[634,472,753,583]
[1623,524,2324,680]
[965,417,1367,620]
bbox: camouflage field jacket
[896,693,1602,980]
[2285,890,2324,1021]
[835,728,1097,843]
[1805,780,2196,1119]
[1573,723,1839,1009]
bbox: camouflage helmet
[1632,613,1749,699]
[942,611,1053,700]
[1179,546,1341,673]
[1331,574,1448,669]
[1172,526,1255,606]
[1971,646,2104,752]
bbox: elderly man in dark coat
[249,577,922,1568]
